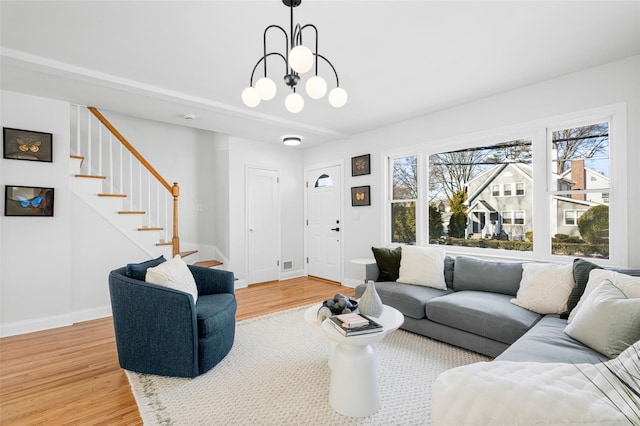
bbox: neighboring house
[464,160,608,240]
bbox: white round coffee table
[304,304,404,417]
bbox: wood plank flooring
[0,276,355,425]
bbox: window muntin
[516,183,525,196]
[564,209,585,226]
[503,183,512,196]
[492,185,500,197]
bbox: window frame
[382,103,627,267]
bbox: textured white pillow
[145,255,198,303]
[568,269,640,323]
[397,246,446,289]
[510,263,574,314]
[564,280,640,358]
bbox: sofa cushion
[397,245,447,289]
[355,280,451,320]
[495,315,607,363]
[452,256,523,296]
[371,246,402,281]
[125,255,166,281]
[510,262,575,314]
[426,291,541,345]
[196,293,237,338]
[564,280,640,358]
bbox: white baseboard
[0,314,73,338]
[72,306,112,324]
[341,278,364,289]
[281,269,305,280]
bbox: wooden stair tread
[155,241,172,246]
[179,250,198,258]
[193,260,223,268]
[137,227,163,231]
[118,211,145,215]
[74,174,106,179]
[70,155,84,160]
[98,193,127,198]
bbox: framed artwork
[3,127,53,162]
[4,185,55,217]
[351,185,370,207]
[351,154,370,176]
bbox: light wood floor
[0,276,355,426]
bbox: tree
[447,189,468,238]
[552,123,609,175]
[428,203,444,240]
[577,205,609,244]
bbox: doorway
[306,164,342,282]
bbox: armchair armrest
[188,265,235,295]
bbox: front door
[247,167,279,284]
[306,164,342,282]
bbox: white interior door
[307,165,342,282]
[247,167,279,284]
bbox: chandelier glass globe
[285,92,304,113]
[328,87,348,108]
[289,45,313,74]
[255,77,277,100]
[305,75,327,99]
[241,87,261,107]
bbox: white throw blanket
[432,344,640,425]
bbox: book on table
[328,313,383,336]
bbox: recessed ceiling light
[282,136,302,146]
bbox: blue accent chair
[108,264,236,378]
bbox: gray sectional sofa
[355,255,639,363]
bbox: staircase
[70,105,221,268]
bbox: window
[428,138,532,249]
[550,121,610,258]
[390,155,417,244]
[389,105,623,264]
[564,210,585,226]
[314,174,333,187]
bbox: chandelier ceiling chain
[241,0,347,113]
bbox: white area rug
[126,305,490,425]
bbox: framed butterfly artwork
[4,185,55,217]
[351,185,370,207]
[351,154,370,176]
[3,128,53,162]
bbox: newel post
[172,182,180,257]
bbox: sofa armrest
[189,265,235,295]
[108,270,199,377]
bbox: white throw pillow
[510,263,574,314]
[568,269,640,323]
[145,255,198,303]
[564,280,640,358]
[397,246,447,289]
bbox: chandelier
[241,0,347,113]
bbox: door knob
[331,227,340,232]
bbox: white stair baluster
[76,106,81,156]
[109,133,114,194]
[87,109,91,174]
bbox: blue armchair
[108,264,236,378]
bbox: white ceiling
[2,1,639,147]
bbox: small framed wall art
[351,185,370,207]
[351,154,370,176]
[4,185,55,217]
[3,127,53,162]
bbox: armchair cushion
[146,255,198,303]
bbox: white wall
[1,91,72,335]
[228,137,305,286]
[305,55,640,285]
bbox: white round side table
[304,304,404,417]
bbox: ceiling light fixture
[242,0,347,113]
[282,135,302,146]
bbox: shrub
[578,205,609,244]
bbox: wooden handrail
[87,106,180,256]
